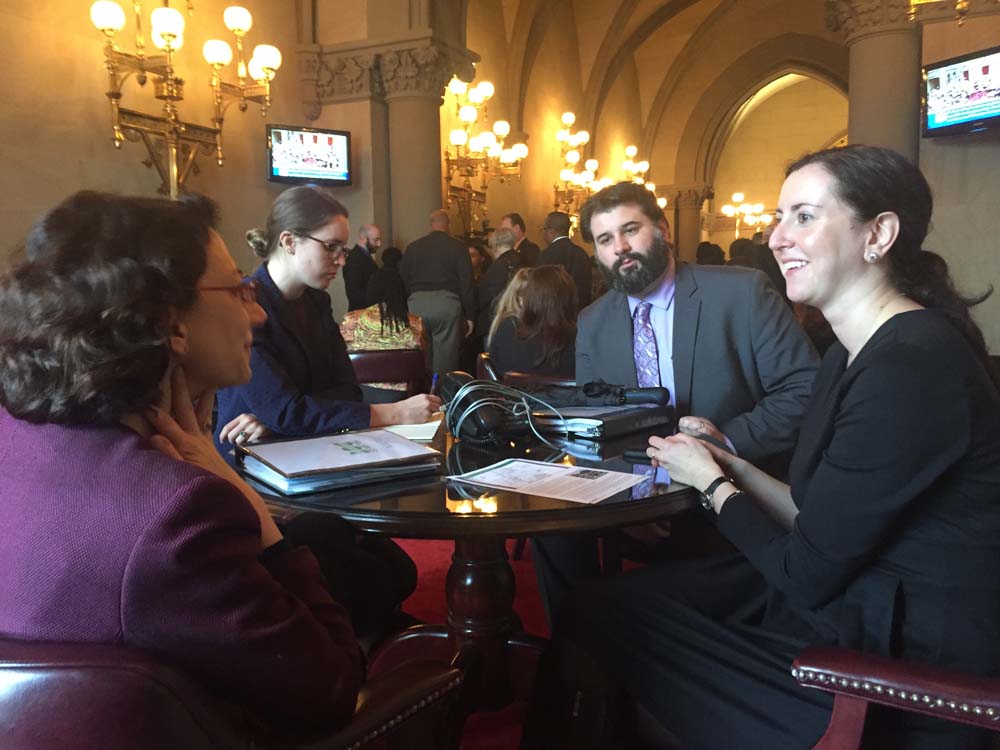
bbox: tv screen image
[923,45,1000,137]
[266,124,352,186]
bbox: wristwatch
[700,475,733,511]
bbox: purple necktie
[633,302,660,388]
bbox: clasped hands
[646,416,737,509]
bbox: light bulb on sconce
[90,0,281,199]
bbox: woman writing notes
[524,146,1000,749]
[216,186,439,447]
[0,192,362,729]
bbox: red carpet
[395,538,548,749]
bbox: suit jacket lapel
[608,292,639,387]
[671,263,700,414]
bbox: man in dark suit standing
[537,211,592,309]
[401,209,474,376]
[343,223,381,311]
[499,212,540,267]
[532,181,819,624]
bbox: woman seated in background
[488,265,577,380]
[340,246,427,403]
[0,192,362,731]
[216,185,439,447]
[523,145,1000,750]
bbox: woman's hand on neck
[121,362,213,440]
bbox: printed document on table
[447,459,646,504]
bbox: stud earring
[866,252,879,263]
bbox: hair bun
[246,228,270,258]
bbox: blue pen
[430,373,439,395]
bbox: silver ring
[238,430,248,439]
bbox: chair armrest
[305,658,464,749]
[502,371,576,389]
[793,646,1000,732]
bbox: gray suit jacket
[576,263,818,465]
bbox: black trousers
[281,513,417,639]
[522,552,991,750]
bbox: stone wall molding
[298,35,478,113]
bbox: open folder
[236,429,440,495]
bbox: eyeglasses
[296,232,348,256]
[198,278,261,303]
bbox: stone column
[826,0,922,161]
[669,185,712,264]
[380,45,456,247]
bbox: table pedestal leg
[368,536,546,710]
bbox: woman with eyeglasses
[216,186,440,447]
[0,191,363,730]
[215,186,426,640]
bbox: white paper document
[383,412,444,442]
[447,459,647,504]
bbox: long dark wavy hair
[0,191,217,425]
[516,265,578,369]
[365,247,409,334]
[787,144,997,389]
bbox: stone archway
[664,34,848,187]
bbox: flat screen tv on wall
[266,124,352,186]
[922,44,1000,138]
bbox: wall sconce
[444,76,528,235]
[90,1,281,199]
[720,192,772,238]
[552,112,613,223]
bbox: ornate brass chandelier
[90,1,281,198]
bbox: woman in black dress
[524,145,1000,749]
[487,265,577,380]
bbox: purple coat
[0,409,363,728]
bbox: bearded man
[532,181,820,625]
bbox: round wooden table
[251,433,697,710]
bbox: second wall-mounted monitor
[923,44,1000,138]
[266,124,352,186]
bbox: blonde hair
[486,267,531,347]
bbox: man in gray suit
[533,181,818,623]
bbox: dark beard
[598,232,671,295]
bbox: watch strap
[700,475,733,510]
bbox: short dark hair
[579,182,666,243]
[696,241,725,266]
[502,212,526,232]
[0,191,218,425]
[247,185,349,259]
[380,246,403,269]
[543,211,571,236]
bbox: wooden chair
[0,636,467,750]
[349,349,430,397]
[793,646,1000,749]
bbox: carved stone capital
[825,0,913,42]
[321,52,384,103]
[668,184,714,210]
[297,46,323,120]
[380,45,454,101]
